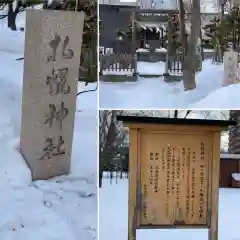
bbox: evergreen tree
[203,6,240,52]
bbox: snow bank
[178,60,224,104]
[0,8,97,240]
[203,49,215,52]
[232,173,240,181]
[0,51,97,238]
[0,9,25,54]
[0,5,44,55]
[100,178,240,240]
[0,28,25,54]
[192,83,240,108]
[155,48,167,53]
[136,48,167,53]
[136,49,149,52]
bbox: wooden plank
[139,132,210,226]
[137,129,141,227]
[208,132,221,240]
[128,129,139,240]
[124,123,227,133]
[207,134,213,228]
[138,225,209,229]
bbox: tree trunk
[110,171,113,184]
[99,154,104,188]
[220,3,225,57]
[183,69,197,89]
[220,3,225,21]
[183,0,200,91]
[199,25,204,60]
[99,168,103,188]
[184,110,192,118]
[7,2,19,31]
[228,110,240,156]
[178,0,187,56]
[167,18,176,70]
[174,110,178,118]
[8,3,14,29]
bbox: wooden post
[128,129,139,240]
[208,132,221,240]
[131,11,137,75]
[166,15,174,75]
[200,23,204,61]
[131,11,136,55]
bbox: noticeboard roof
[117,115,236,127]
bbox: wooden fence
[168,53,202,76]
[99,52,202,79]
[99,53,136,75]
[167,54,183,76]
[102,171,128,185]
[212,50,223,64]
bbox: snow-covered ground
[100,178,240,240]
[99,60,240,109]
[0,8,97,240]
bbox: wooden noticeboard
[117,116,236,240]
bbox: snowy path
[99,60,232,109]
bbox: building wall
[99,0,181,53]
[229,110,240,154]
[220,158,240,187]
[99,5,134,53]
[152,0,178,9]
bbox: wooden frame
[119,8,176,54]
[117,116,236,240]
[132,9,176,54]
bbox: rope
[76,81,98,96]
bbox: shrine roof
[117,116,236,127]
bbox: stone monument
[20,9,84,180]
[223,50,238,86]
